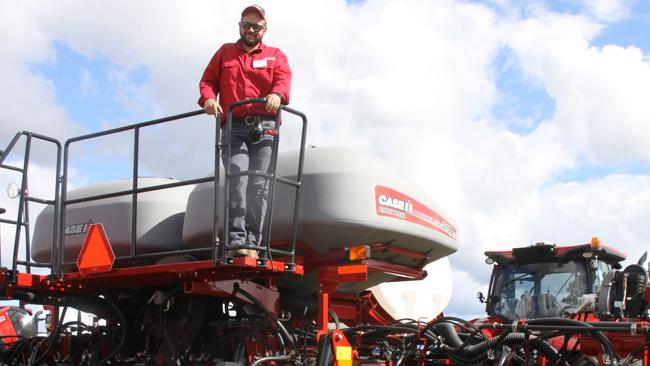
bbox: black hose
[422,316,484,340]
[233,282,295,352]
[29,306,68,365]
[95,295,128,366]
[158,287,182,360]
[316,334,334,366]
[432,322,464,348]
[441,332,542,365]
[396,340,419,366]
[8,338,30,361]
[526,318,618,366]
[328,309,340,330]
[447,331,523,356]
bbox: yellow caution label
[336,346,352,361]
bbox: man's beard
[241,33,262,47]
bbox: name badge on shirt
[252,59,267,68]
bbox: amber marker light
[348,245,370,261]
[583,236,601,258]
[591,236,601,250]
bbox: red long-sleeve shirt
[198,40,292,121]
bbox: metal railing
[221,99,308,269]
[57,109,208,277]
[0,99,307,279]
[0,131,63,280]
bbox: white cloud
[545,41,650,164]
[581,0,635,22]
[0,161,57,270]
[531,174,650,249]
[505,11,602,83]
[0,2,83,152]
[503,7,650,165]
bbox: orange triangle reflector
[76,223,116,275]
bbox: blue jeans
[222,121,275,247]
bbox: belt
[232,115,275,126]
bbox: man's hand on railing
[265,93,281,112]
[203,99,223,116]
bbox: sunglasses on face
[239,21,265,32]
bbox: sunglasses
[239,21,265,32]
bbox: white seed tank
[30,147,459,307]
[31,178,194,264]
[369,258,454,320]
[182,147,459,294]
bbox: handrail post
[283,106,309,270]
[58,141,72,279]
[131,127,140,258]
[11,135,32,280]
[261,109,282,262]
[0,207,5,266]
[51,159,63,278]
[212,113,223,267]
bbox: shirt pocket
[221,60,239,80]
[249,58,274,89]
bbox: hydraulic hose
[525,318,618,366]
[233,282,296,352]
[158,287,183,360]
[432,322,464,348]
[444,332,525,356]
[422,316,484,340]
[425,322,561,366]
[29,306,68,366]
[328,309,340,330]
[95,295,128,366]
[280,292,317,315]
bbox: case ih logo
[64,221,92,236]
[378,195,413,215]
[375,185,456,240]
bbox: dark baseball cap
[241,5,265,20]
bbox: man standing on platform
[198,5,292,258]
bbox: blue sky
[31,42,141,131]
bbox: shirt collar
[235,39,266,54]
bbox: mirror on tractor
[6,182,19,199]
[477,291,486,303]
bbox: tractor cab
[483,238,626,321]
